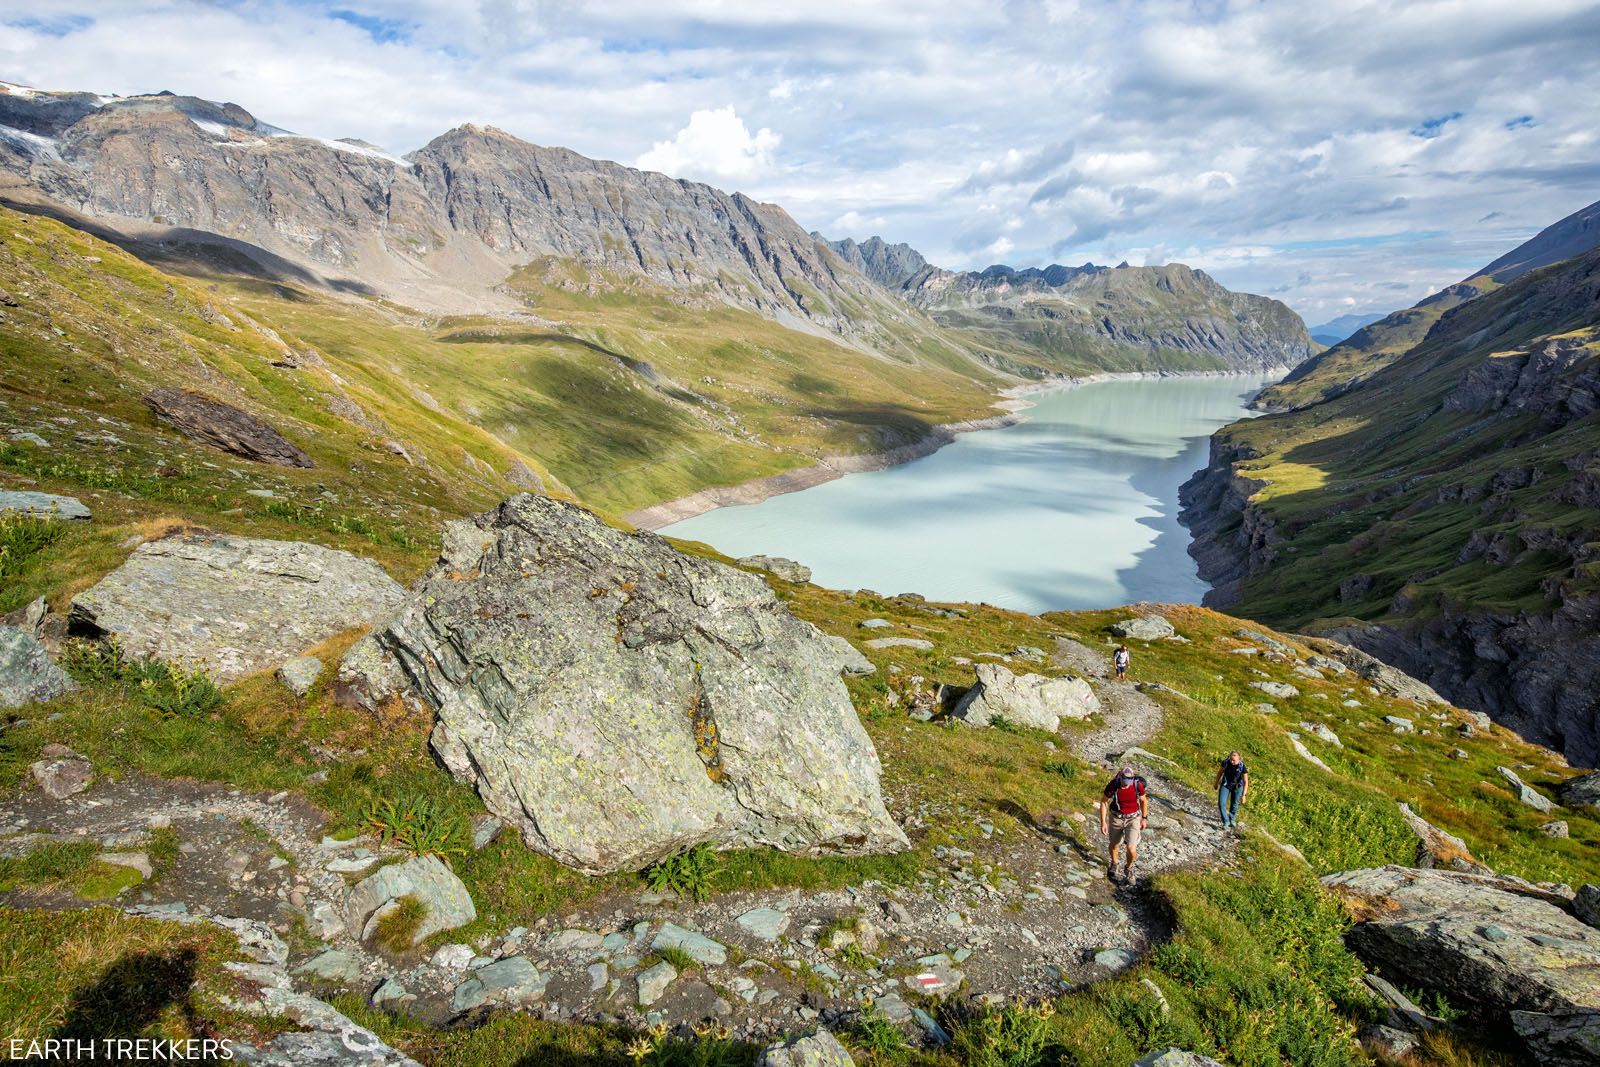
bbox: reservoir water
[659,374,1276,613]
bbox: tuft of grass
[372,895,429,954]
[650,945,698,973]
[949,1000,1057,1067]
[643,843,720,902]
[846,1000,912,1063]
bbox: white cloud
[636,106,780,183]
[2,0,1597,321]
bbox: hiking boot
[1105,866,1119,884]
[1122,866,1137,885]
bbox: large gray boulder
[1497,766,1556,812]
[952,663,1099,731]
[0,626,75,708]
[1323,865,1600,1065]
[1110,615,1176,641]
[343,855,476,945]
[0,490,91,521]
[343,495,906,875]
[70,532,405,684]
[738,554,812,584]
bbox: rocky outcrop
[1557,771,1600,810]
[951,663,1099,732]
[0,490,91,521]
[70,532,404,683]
[1323,865,1600,1065]
[343,495,907,874]
[144,387,313,467]
[1395,803,1487,872]
[0,626,75,707]
[738,555,812,584]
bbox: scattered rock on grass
[30,744,92,799]
[144,387,313,467]
[451,956,547,1013]
[0,490,91,521]
[756,1029,855,1067]
[1111,615,1176,641]
[276,656,322,697]
[0,627,75,708]
[1497,767,1555,812]
[737,555,811,584]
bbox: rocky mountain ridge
[0,82,908,340]
[820,234,1314,375]
[1255,194,1600,412]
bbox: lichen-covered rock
[952,663,1099,731]
[276,655,323,697]
[1111,615,1175,641]
[0,626,75,708]
[344,855,476,945]
[450,956,546,1014]
[0,490,91,521]
[756,1030,856,1067]
[144,386,313,467]
[344,495,906,875]
[1323,865,1600,1064]
[738,554,812,583]
[1132,1051,1225,1067]
[70,532,404,684]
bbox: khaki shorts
[1109,812,1142,849]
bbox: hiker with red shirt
[1100,765,1148,885]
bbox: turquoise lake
[659,374,1276,613]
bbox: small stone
[865,637,934,651]
[295,949,362,983]
[276,656,323,697]
[736,906,791,942]
[859,619,892,629]
[371,978,409,1006]
[588,962,608,991]
[432,947,473,972]
[1540,821,1569,839]
[651,922,726,965]
[471,814,504,850]
[636,961,677,1006]
[29,750,93,799]
[97,851,152,880]
[1094,948,1138,971]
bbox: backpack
[1113,650,1130,668]
[1220,760,1248,788]
[1108,775,1145,815]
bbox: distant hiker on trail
[1215,750,1249,830]
[1112,645,1131,681]
[1100,765,1148,885]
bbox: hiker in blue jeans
[1214,750,1249,829]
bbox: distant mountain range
[1307,313,1385,347]
[0,81,1313,381]
[820,235,1314,375]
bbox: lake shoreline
[627,367,1288,532]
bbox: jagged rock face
[350,495,907,874]
[69,532,405,683]
[0,85,895,333]
[819,235,930,289]
[1324,865,1600,1066]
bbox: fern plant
[643,843,720,901]
[364,795,470,858]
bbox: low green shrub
[0,512,66,581]
[62,640,223,718]
[643,843,720,902]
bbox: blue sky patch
[1411,112,1463,138]
[6,14,93,37]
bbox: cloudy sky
[4,1,1599,324]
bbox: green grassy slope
[0,204,1015,532]
[1201,250,1600,632]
